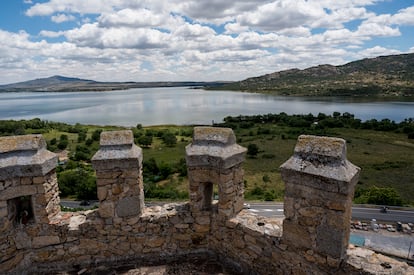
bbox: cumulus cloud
[356,46,401,58]
[0,0,412,84]
[51,13,76,23]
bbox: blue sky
[0,0,413,84]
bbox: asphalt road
[246,203,414,224]
[60,200,414,224]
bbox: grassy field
[2,118,413,205]
[235,126,414,204]
[131,123,414,205]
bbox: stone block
[186,127,246,169]
[0,135,57,180]
[194,223,210,233]
[0,252,24,273]
[99,201,114,218]
[97,186,108,201]
[116,196,142,217]
[316,224,345,259]
[112,183,122,195]
[282,219,312,250]
[92,130,142,171]
[14,231,32,249]
[32,235,60,248]
[145,236,165,248]
[195,215,211,225]
[280,135,360,195]
[21,177,32,185]
[0,185,37,200]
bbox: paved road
[246,203,414,224]
[61,200,414,224]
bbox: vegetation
[1,113,413,206]
[214,53,414,97]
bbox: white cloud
[356,46,401,58]
[39,30,65,38]
[51,13,76,23]
[391,6,414,25]
[0,0,410,84]
[98,8,178,29]
[65,24,170,49]
[236,0,325,32]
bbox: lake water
[0,87,412,126]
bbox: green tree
[57,139,68,150]
[138,135,152,147]
[162,132,177,147]
[92,129,102,141]
[354,186,403,206]
[77,131,87,142]
[247,143,259,158]
[58,168,97,200]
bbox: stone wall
[0,129,412,274]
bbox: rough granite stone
[186,127,246,169]
[92,130,142,171]
[0,135,57,180]
[116,196,141,217]
[280,135,360,193]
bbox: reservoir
[0,87,412,126]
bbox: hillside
[0,75,227,92]
[218,53,414,97]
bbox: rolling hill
[0,75,227,92]
[217,53,414,97]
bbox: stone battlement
[0,128,412,274]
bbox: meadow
[1,113,413,206]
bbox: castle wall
[0,129,412,274]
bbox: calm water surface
[0,87,412,126]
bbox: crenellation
[0,129,412,274]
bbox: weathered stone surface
[0,135,46,154]
[69,215,86,231]
[15,231,32,249]
[115,196,141,217]
[0,185,37,200]
[280,135,360,194]
[32,236,60,248]
[281,134,360,266]
[2,131,412,275]
[99,201,114,218]
[0,135,57,180]
[92,130,142,171]
[186,127,246,169]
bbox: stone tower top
[0,135,57,180]
[99,130,134,147]
[186,127,246,169]
[281,135,360,190]
[293,134,346,163]
[192,126,236,146]
[92,130,142,170]
[0,134,47,154]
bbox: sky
[0,0,414,84]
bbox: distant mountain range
[1,53,413,97]
[0,75,228,92]
[216,53,414,97]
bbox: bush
[57,139,68,150]
[162,132,177,147]
[354,186,403,206]
[247,143,259,158]
[58,168,97,200]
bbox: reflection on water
[0,87,413,126]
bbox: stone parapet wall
[1,130,413,274]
